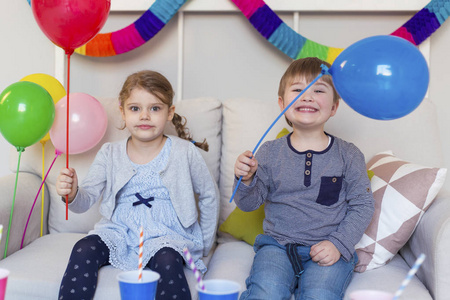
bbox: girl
[56,70,219,300]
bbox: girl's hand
[234,150,258,185]
[310,240,341,267]
[56,167,78,203]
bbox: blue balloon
[329,35,429,120]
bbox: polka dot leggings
[59,235,192,300]
[150,247,192,300]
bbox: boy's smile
[294,105,319,113]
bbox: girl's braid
[172,112,208,152]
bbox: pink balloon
[50,93,107,154]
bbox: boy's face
[278,76,338,130]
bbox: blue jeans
[240,235,357,300]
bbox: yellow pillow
[276,127,290,139]
[219,204,265,245]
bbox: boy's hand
[234,150,258,185]
[56,167,78,203]
[310,240,341,267]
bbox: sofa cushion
[324,99,444,168]
[355,151,447,272]
[0,233,211,300]
[9,97,222,234]
[219,98,286,229]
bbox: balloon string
[40,141,45,237]
[229,66,328,203]
[66,53,71,220]
[3,147,24,258]
[21,151,61,249]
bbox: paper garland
[28,0,450,61]
[74,0,188,56]
[232,0,450,63]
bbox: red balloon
[31,0,111,54]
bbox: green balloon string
[3,148,24,258]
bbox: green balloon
[0,81,55,150]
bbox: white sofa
[0,97,449,300]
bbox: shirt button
[306,161,311,166]
[332,177,337,183]
[305,170,310,175]
[307,153,312,158]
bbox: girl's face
[120,87,175,143]
[278,76,338,130]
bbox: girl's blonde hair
[119,70,208,151]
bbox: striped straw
[183,247,205,291]
[138,225,144,283]
[393,253,426,300]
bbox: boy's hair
[119,70,208,151]
[278,57,340,104]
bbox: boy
[234,57,374,300]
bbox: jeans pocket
[316,176,343,206]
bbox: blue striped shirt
[234,133,375,261]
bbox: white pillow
[219,98,286,227]
[355,151,447,272]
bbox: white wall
[1,1,450,178]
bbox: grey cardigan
[68,136,220,256]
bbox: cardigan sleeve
[189,144,220,256]
[68,143,110,214]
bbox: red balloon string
[65,52,71,220]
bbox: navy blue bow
[132,193,154,208]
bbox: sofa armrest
[400,189,450,300]
[0,172,50,259]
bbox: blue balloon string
[229,65,329,203]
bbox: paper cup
[349,290,394,300]
[117,270,160,300]
[0,269,9,300]
[197,279,241,300]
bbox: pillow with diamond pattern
[355,151,447,272]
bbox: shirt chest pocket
[316,176,343,206]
